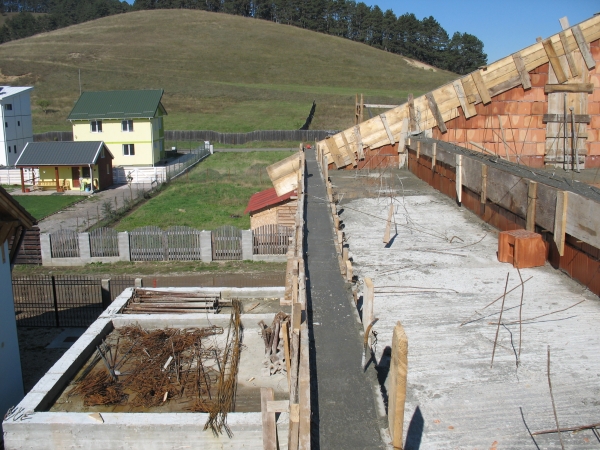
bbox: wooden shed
[244,187,297,230]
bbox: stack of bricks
[434,38,600,169]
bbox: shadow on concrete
[374,346,391,413]
[405,406,424,450]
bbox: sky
[122,0,599,63]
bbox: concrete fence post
[78,233,91,263]
[388,321,408,449]
[200,231,212,262]
[40,233,52,266]
[134,278,143,288]
[118,232,130,261]
[241,229,253,261]
[101,278,111,309]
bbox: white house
[0,186,35,427]
[0,86,34,167]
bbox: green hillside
[0,9,457,133]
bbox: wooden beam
[471,70,492,104]
[526,181,538,232]
[324,137,344,169]
[542,38,568,83]
[267,400,289,413]
[398,118,409,153]
[512,53,532,90]
[363,278,374,332]
[380,114,395,145]
[431,142,437,171]
[554,191,568,257]
[407,94,416,132]
[383,203,394,244]
[416,140,421,159]
[559,16,570,30]
[354,126,365,160]
[572,25,596,70]
[363,104,399,109]
[559,31,579,78]
[453,79,476,118]
[544,83,593,94]
[261,388,277,450]
[340,131,356,167]
[425,92,447,133]
[9,224,23,264]
[292,302,302,332]
[481,164,488,204]
[345,260,353,282]
[543,113,591,123]
[388,321,408,449]
[456,155,463,204]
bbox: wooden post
[542,38,568,84]
[554,191,568,256]
[481,164,488,205]
[20,167,25,192]
[54,166,60,192]
[455,155,463,204]
[388,322,408,449]
[471,70,492,104]
[383,203,394,244]
[431,142,437,171]
[407,94,416,132]
[282,321,291,386]
[360,93,364,123]
[346,260,353,282]
[526,181,538,231]
[261,387,277,450]
[363,278,374,332]
[342,247,348,264]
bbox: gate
[129,226,164,261]
[49,229,79,258]
[212,225,242,260]
[90,227,119,257]
[253,224,293,255]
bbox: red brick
[521,142,538,154]
[590,142,600,155]
[593,88,600,102]
[592,115,600,129]
[586,155,600,168]
[491,103,506,115]
[591,46,600,60]
[517,102,532,115]
[590,73,600,88]
[505,102,519,114]
[587,128,597,142]
[588,102,600,115]
[531,101,544,115]
[591,39,600,48]
[455,129,465,141]
[529,129,546,142]
[536,142,546,156]
[467,129,483,141]
[530,73,548,87]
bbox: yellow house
[68,89,167,167]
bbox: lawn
[0,10,457,134]
[13,195,82,220]
[113,152,292,231]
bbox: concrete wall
[0,242,25,423]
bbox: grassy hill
[0,10,457,133]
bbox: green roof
[67,89,166,121]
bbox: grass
[13,260,286,277]
[165,141,302,150]
[0,10,457,134]
[12,194,82,220]
[113,151,291,231]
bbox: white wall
[0,241,24,421]
[0,90,34,167]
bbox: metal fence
[212,225,242,260]
[253,224,293,255]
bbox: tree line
[0,0,487,74]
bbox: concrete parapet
[78,233,91,263]
[118,232,130,261]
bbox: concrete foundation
[3,286,289,450]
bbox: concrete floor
[333,168,600,449]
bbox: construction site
[4,12,600,450]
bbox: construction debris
[258,312,290,376]
[123,288,219,314]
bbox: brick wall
[434,38,600,169]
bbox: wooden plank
[354,126,365,160]
[380,114,395,145]
[481,164,488,204]
[340,131,357,167]
[572,25,596,70]
[554,191,568,257]
[388,321,408,449]
[566,192,600,251]
[267,400,289,413]
[383,203,394,244]
[363,104,399,109]
[363,278,374,332]
[282,321,291,385]
[512,53,532,90]
[486,167,529,219]
[345,260,353,281]
[543,113,591,123]
[408,94,416,132]
[559,16,570,30]
[452,80,476,118]
[425,92,447,133]
[455,155,463,204]
[559,31,579,78]
[543,38,568,83]
[324,136,344,169]
[261,387,277,450]
[471,70,492,104]
[544,83,593,94]
[431,142,437,170]
[292,302,301,332]
[526,181,538,232]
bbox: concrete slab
[338,170,600,448]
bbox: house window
[90,120,102,133]
[4,122,7,128]
[17,121,20,126]
[5,104,12,111]
[123,144,135,156]
[122,120,133,132]
[14,146,17,154]
[82,167,91,178]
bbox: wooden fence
[253,224,293,255]
[212,225,242,260]
[49,229,80,258]
[9,227,42,264]
[90,228,119,257]
[167,226,202,260]
[129,226,164,261]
